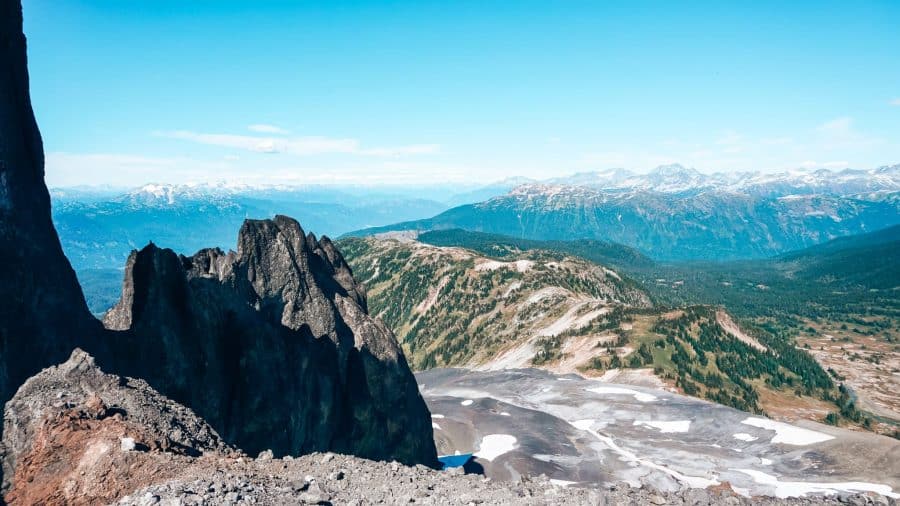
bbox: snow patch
[586,386,657,403]
[431,414,445,419]
[473,434,517,461]
[432,422,441,430]
[461,399,474,406]
[733,469,898,499]
[741,418,833,445]
[571,419,595,430]
[732,433,758,442]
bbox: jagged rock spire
[102,216,439,466]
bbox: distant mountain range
[547,163,900,197]
[350,164,900,261]
[53,163,900,268]
[51,183,451,271]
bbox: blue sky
[23,0,900,187]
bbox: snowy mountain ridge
[545,163,900,196]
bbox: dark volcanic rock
[102,216,439,466]
[0,0,103,415]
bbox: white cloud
[578,151,678,170]
[45,152,232,187]
[710,130,746,154]
[760,136,794,146]
[156,130,359,155]
[155,130,438,157]
[798,160,849,169]
[660,138,683,147]
[716,130,743,146]
[360,144,441,156]
[815,117,882,149]
[890,98,900,106]
[816,117,854,135]
[248,124,289,134]
[45,151,469,188]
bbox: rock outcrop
[101,216,438,466]
[0,0,102,412]
[1,349,234,505]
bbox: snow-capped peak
[505,163,900,201]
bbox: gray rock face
[102,216,439,466]
[0,0,102,410]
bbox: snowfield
[741,417,834,445]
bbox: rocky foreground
[116,453,891,506]
[0,350,892,505]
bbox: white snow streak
[585,386,657,403]
[741,418,833,445]
[733,469,898,499]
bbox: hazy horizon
[46,161,899,192]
